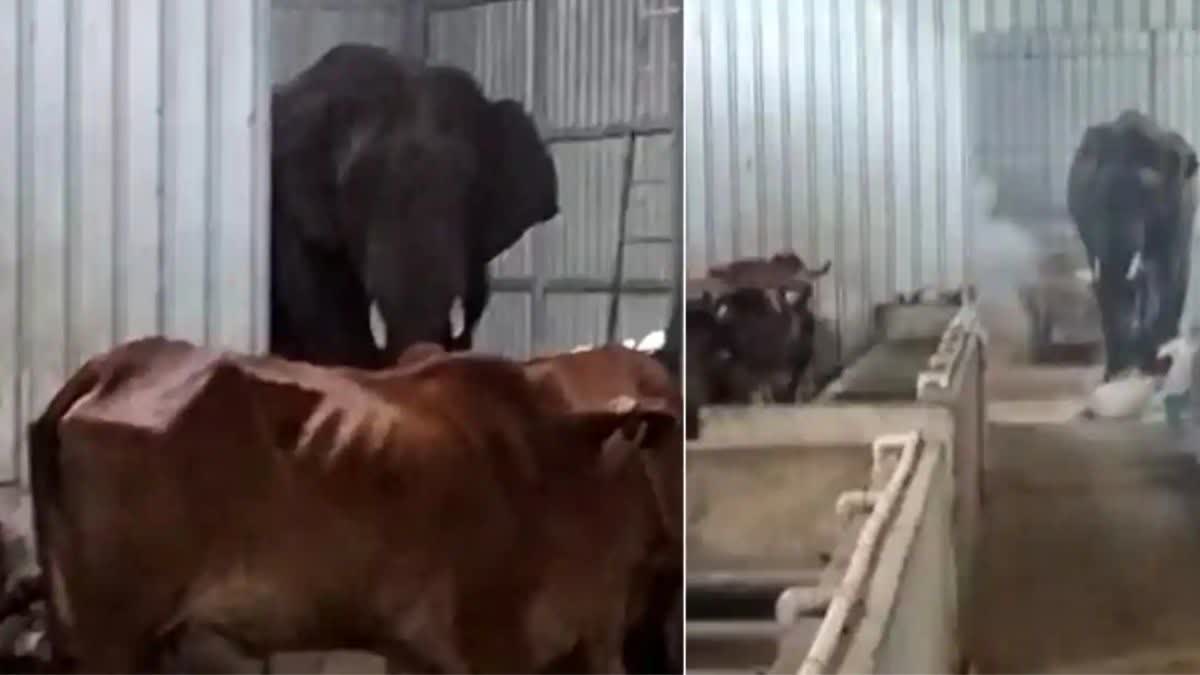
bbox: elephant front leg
[1094,286,1130,381]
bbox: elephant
[270,43,559,368]
[1067,110,1198,381]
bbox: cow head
[709,283,819,403]
[559,396,682,543]
[708,252,832,289]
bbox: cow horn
[797,260,833,281]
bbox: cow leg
[580,613,627,675]
[155,623,264,674]
[73,639,147,674]
[584,640,626,675]
[380,643,451,675]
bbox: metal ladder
[605,0,680,345]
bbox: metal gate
[426,0,682,357]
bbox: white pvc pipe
[797,430,923,675]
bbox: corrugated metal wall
[971,32,1154,220]
[428,0,682,358]
[0,0,272,484]
[685,0,1200,361]
[271,0,425,83]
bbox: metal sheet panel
[1154,31,1200,329]
[428,0,533,103]
[0,0,270,484]
[970,32,1154,217]
[543,0,673,128]
[0,0,19,487]
[271,0,425,84]
[543,292,671,351]
[685,0,969,360]
[473,291,532,358]
[541,134,674,281]
[967,0,1200,31]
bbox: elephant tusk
[449,297,466,339]
[1126,251,1143,281]
[369,301,387,349]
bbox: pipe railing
[917,297,987,395]
[796,430,924,675]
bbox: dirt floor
[967,359,1200,673]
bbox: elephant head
[270,45,559,367]
[1068,109,1198,378]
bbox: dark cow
[28,338,679,673]
[680,292,729,439]
[708,252,832,290]
[684,252,832,417]
[1068,110,1198,380]
[271,43,559,368]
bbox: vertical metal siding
[0,1,18,488]
[967,0,1200,32]
[686,0,968,360]
[271,0,426,84]
[687,0,1200,360]
[971,32,1155,218]
[542,0,673,128]
[429,0,681,356]
[1154,32,1200,328]
[0,0,270,484]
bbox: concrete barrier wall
[917,309,987,661]
[838,433,958,674]
[689,300,987,674]
[835,303,987,674]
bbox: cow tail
[27,359,102,668]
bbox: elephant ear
[1172,136,1199,180]
[478,99,560,263]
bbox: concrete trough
[687,296,987,674]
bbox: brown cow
[523,346,683,674]
[28,338,680,673]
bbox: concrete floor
[967,358,1200,673]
